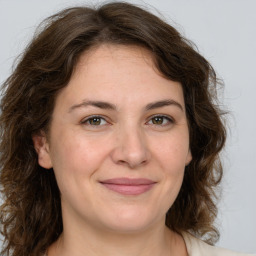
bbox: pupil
[153,117,163,124]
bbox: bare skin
[34,44,190,256]
[47,227,187,256]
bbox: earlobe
[32,133,53,169]
[185,150,192,166]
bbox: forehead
[75,44,157,75]
[54,44,185,111]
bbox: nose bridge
[112,121,150,168]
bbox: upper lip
[100,178,156,185]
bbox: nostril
[116,158,148,169]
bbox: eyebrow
[68,99,183,113]
[69,100,117,112]
[145,99,183,111]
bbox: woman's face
[35,45,191,233]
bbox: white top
[43,233,255,256]
[182,232,255,256]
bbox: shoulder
[182,232,255,256]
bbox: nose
[111,126,151,169]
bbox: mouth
[99,178,156,196]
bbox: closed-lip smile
[100,178,156,195]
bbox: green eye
[82,116,107,126]
[152,116,164,125]
[88,117,102,125]
[148,115,173,126]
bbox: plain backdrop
[0,0,255,253]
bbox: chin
[97,206,162,233]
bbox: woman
[0,2,253,256]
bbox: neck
[48,218,186,256]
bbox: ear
[32,133,53,169]
[185,149,192,166]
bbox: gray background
[0,0,255,253]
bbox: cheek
[50,132,110,180]
[150,136,188,215]
[49,136,107,207]
[151,132,189,204]
[152,133,190,172]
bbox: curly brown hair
[0,2,226,256]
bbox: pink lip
[100,178,156,195]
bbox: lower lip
[101,183,155,195]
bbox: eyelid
[80,114,174,127]
[146,114,175,125]
[80,115,110,126]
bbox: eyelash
[81,114,174,128]
[81,115,108,127]
[146,115,174,126]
